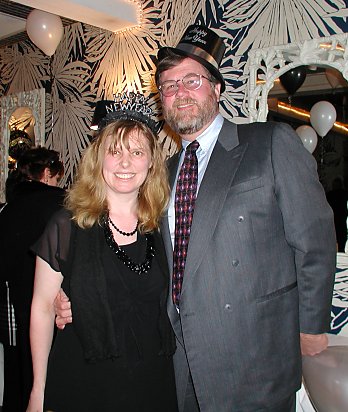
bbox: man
[56,25,336,411]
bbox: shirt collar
[181,114,224,153]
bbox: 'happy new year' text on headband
[90,93,157,134]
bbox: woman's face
[102,130,152,199]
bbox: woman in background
[0,147,64,412]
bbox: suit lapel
[163,121,246,335]
[180,122,247,298]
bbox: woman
[0,147,65,412]
[26,105,178,411]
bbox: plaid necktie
[172,140,199,306]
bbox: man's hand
[54,289,72,330]
[300,333,328,356]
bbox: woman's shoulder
[51,207,72,222]
[47,208,73,232]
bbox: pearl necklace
[103,216,155,275]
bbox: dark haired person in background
[0,147,64,412]
[326,177,348,252]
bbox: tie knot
[186,140,199,154]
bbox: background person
[0,147,64,412]
[326,176,348,252]
[27,99,178,412]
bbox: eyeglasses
[158,73,211,97]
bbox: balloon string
[49,56,53,85]
[321,136,325,166]
[319,136,325,183]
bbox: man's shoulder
[227,120,286,132]
[226,120,295,142]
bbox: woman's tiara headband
[90,93,157,134]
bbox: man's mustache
[172,98,198,108]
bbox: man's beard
[163,92,218,136]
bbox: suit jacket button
[238,216,244,222]
[232,259,239,266]
[224,304,232,310]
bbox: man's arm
[54,288,72,329]
[272,123,336,354]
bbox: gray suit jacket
[161,120,336,411]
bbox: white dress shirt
[168,114,224,247]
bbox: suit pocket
[229,177,263,195]
[256,281,297,303]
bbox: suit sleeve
[271,122,336,334]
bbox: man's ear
[214,82,221,102]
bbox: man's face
[159,58,221,141]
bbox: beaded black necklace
[108,216,138,237]
[103,215,155,275]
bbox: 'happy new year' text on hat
[157,24,226,93]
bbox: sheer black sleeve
[32,208,72,273]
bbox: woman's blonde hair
[65,119,169,232]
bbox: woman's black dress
[34,211,178,412]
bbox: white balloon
[310,101,337,137]
[26,10,63,57]
[302,346,348,412]
[296,125,318,153]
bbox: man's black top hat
[157,24,226,93]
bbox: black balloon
[279,66,307,96]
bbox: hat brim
[158,46,226,93]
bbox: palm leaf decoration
[44,23,94,185]
[43,25,91,101]
[1,43,46,94]
[86,28,157,98]
[224,0,346,56]
[0,50,7,96]
[45,92,93,187]
[62,22,87,57]
[154,0,201,47]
